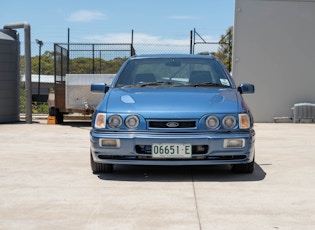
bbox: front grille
[148,120,196,129]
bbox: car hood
[101,87,241,118]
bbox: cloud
[85,33,189,44]
[86,32,218,44]
[67,10,105,22]
[84,33,159,44]
[84,33,189,53]
[83,32,219,54]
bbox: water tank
[0,29,20,123]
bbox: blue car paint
[90,54,255,169]
[100,88,240,118]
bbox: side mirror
[91,83,108,94]
[238,83,255,94]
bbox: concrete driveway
[0,119,314,229]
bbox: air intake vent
[149,120,196,129]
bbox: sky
[1,0,235,54]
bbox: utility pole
[35,39,43,98]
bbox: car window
[115,58,231,88]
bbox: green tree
[69,57,127,74]
[32,51,55,75]
[104,57,127,73]
[41,51,54,75]
[20,82,26,113]
[20,51,55,75]
[70,57,94,74]
[215,26,233,72]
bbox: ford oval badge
[166,122,179,128]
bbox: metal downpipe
[3,22,32,124]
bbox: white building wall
[233,0,315,122]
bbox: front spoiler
[90,130,255,166]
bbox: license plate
[152,144,192,158]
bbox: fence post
[190,30,193,54]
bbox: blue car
[90,54,255,173]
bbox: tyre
[231,158,255,174]
[90,153,113,173]
[56,111,64,124]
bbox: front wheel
[231,158,255,174]
[90,153,113,173]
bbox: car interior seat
[134,73,156,84]
[189,71,212,84]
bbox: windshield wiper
[137,81,181,87]
[137,81,164,87]
[118,82,161,88]
[120,82,172,88]
[189,82,230,88]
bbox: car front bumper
[90,130,255,166]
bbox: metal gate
[54,43,135,78]
[52,43,135,121]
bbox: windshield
[115,57,232,88]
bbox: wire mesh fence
[26,41,222,57]
[193,42,221,55]
[20,39,230,76]
[54,43,135,76]
[133,43,191,54]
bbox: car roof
[129,54,216,60]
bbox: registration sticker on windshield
[220,79,230,86]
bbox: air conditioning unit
[293,103,315,123]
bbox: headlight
[222,115,237,129]
[108,115,123,129]
[239,114,250,129]
[95,113,106,128]
[125,115,139,129]
[205,115,219,129]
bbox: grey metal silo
[0,29,20,123]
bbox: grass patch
[20,82,49,114]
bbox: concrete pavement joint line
[85,202,101,228]
[191,168,202,230]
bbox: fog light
[99,139,120,147]
[195,145,207,154]
[224,139,245,148]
